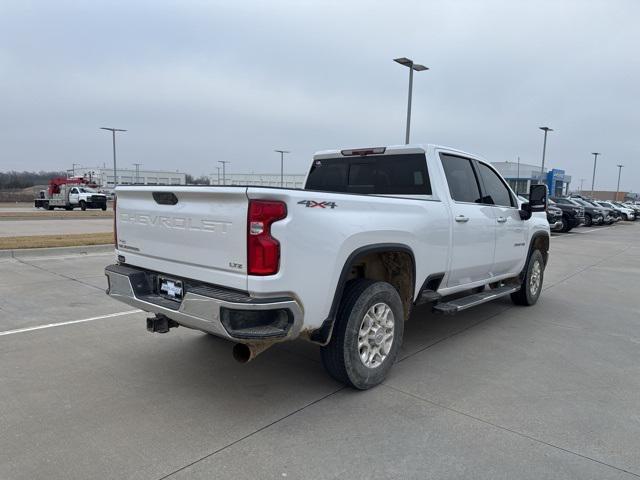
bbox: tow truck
[34,177,108,211]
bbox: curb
[0,244,114,260]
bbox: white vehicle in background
[105,144,550,389]
[35,178,108,211]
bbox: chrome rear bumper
[105,264,303,342]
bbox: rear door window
[440,154,482,203]
[305,153,431,195]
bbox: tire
[511,250,545,306]
[320,279,404,390]
[80,200,87,211]
[583,214,592,227]
[65,206,73,211]
[101,204,107,211]
[47,204,54,211]
[560,216,571,233]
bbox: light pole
[590,152,600,193]
[274,150,290,187]
[218,161,230,185]
[100,127,127,190]
[132,163,142,184]
[394,57,428,144]
[516,156,521,194]
[615,164,624,202]
[539,126,553,185]
[580,178,585,194]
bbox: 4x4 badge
[297,200,337,209]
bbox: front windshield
[78,187,97,193]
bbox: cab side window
[70,188,78,194]
[475,162,515,207]
[440,154,482,203]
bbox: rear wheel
[80,200,87,211]
[320,279,404,390]
[511,250,545,306]
[101,204,107,211]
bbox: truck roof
[313,144,484,161]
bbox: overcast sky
[1,0,638,192]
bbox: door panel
[440,154,496,287]
[474,161,526,276]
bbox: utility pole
[394,57,428,144]
[580,178,585,194]
[615,164,624,202]
[590,152,600,193]
[539,127,553,185]
[274,150,290,187]
[218,161,230,185]
[132,163,142,184]
[100,127,127,190]
[516,156,520,194]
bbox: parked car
[549,197,583,232]
[105,144,550,389]
[623,203,640,217]
[604,201,635,221]
[521,195,562,231]
[568,197,606,226]
[613,202,638,220]
[595,201,629,221]
[582,199,617,224]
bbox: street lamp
[274,150,290,187]
[218,160,230,185]
[615,164,624,202]
[394,57,428,144]
[539,126,553,184]
[590,152,600,193]
[100,127,127,190]
[132,163,142,184]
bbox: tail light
[247,200,287,275]
[113,195,118,247]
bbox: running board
[433,285,520,315]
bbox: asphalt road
[1,223,639,479]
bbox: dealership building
[74,167,186,188]
[492,161,572,197]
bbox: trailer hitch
[146,314,179,334]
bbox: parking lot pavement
[1,224,639,479]
[0,218,113,237]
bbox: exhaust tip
[232,343,251,363]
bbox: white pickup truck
[105,144,550,389]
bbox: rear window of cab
[305,153,431,195]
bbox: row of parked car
[543,195,639,233]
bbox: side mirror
[519,203,532,220]
[528,184,547,212]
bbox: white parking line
[0,310,141,337]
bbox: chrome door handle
[455,215,469,223]
[497,216,507,223]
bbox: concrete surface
[1,223,639,479]
[0,218,113,237]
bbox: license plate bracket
[158,276,183,301]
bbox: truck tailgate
[115,186,248,291]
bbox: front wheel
[320,279,404,390]
[583,214,592,227]
[511,250,545,306]
[79,200,87,211]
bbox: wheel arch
[309,243,416,345]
